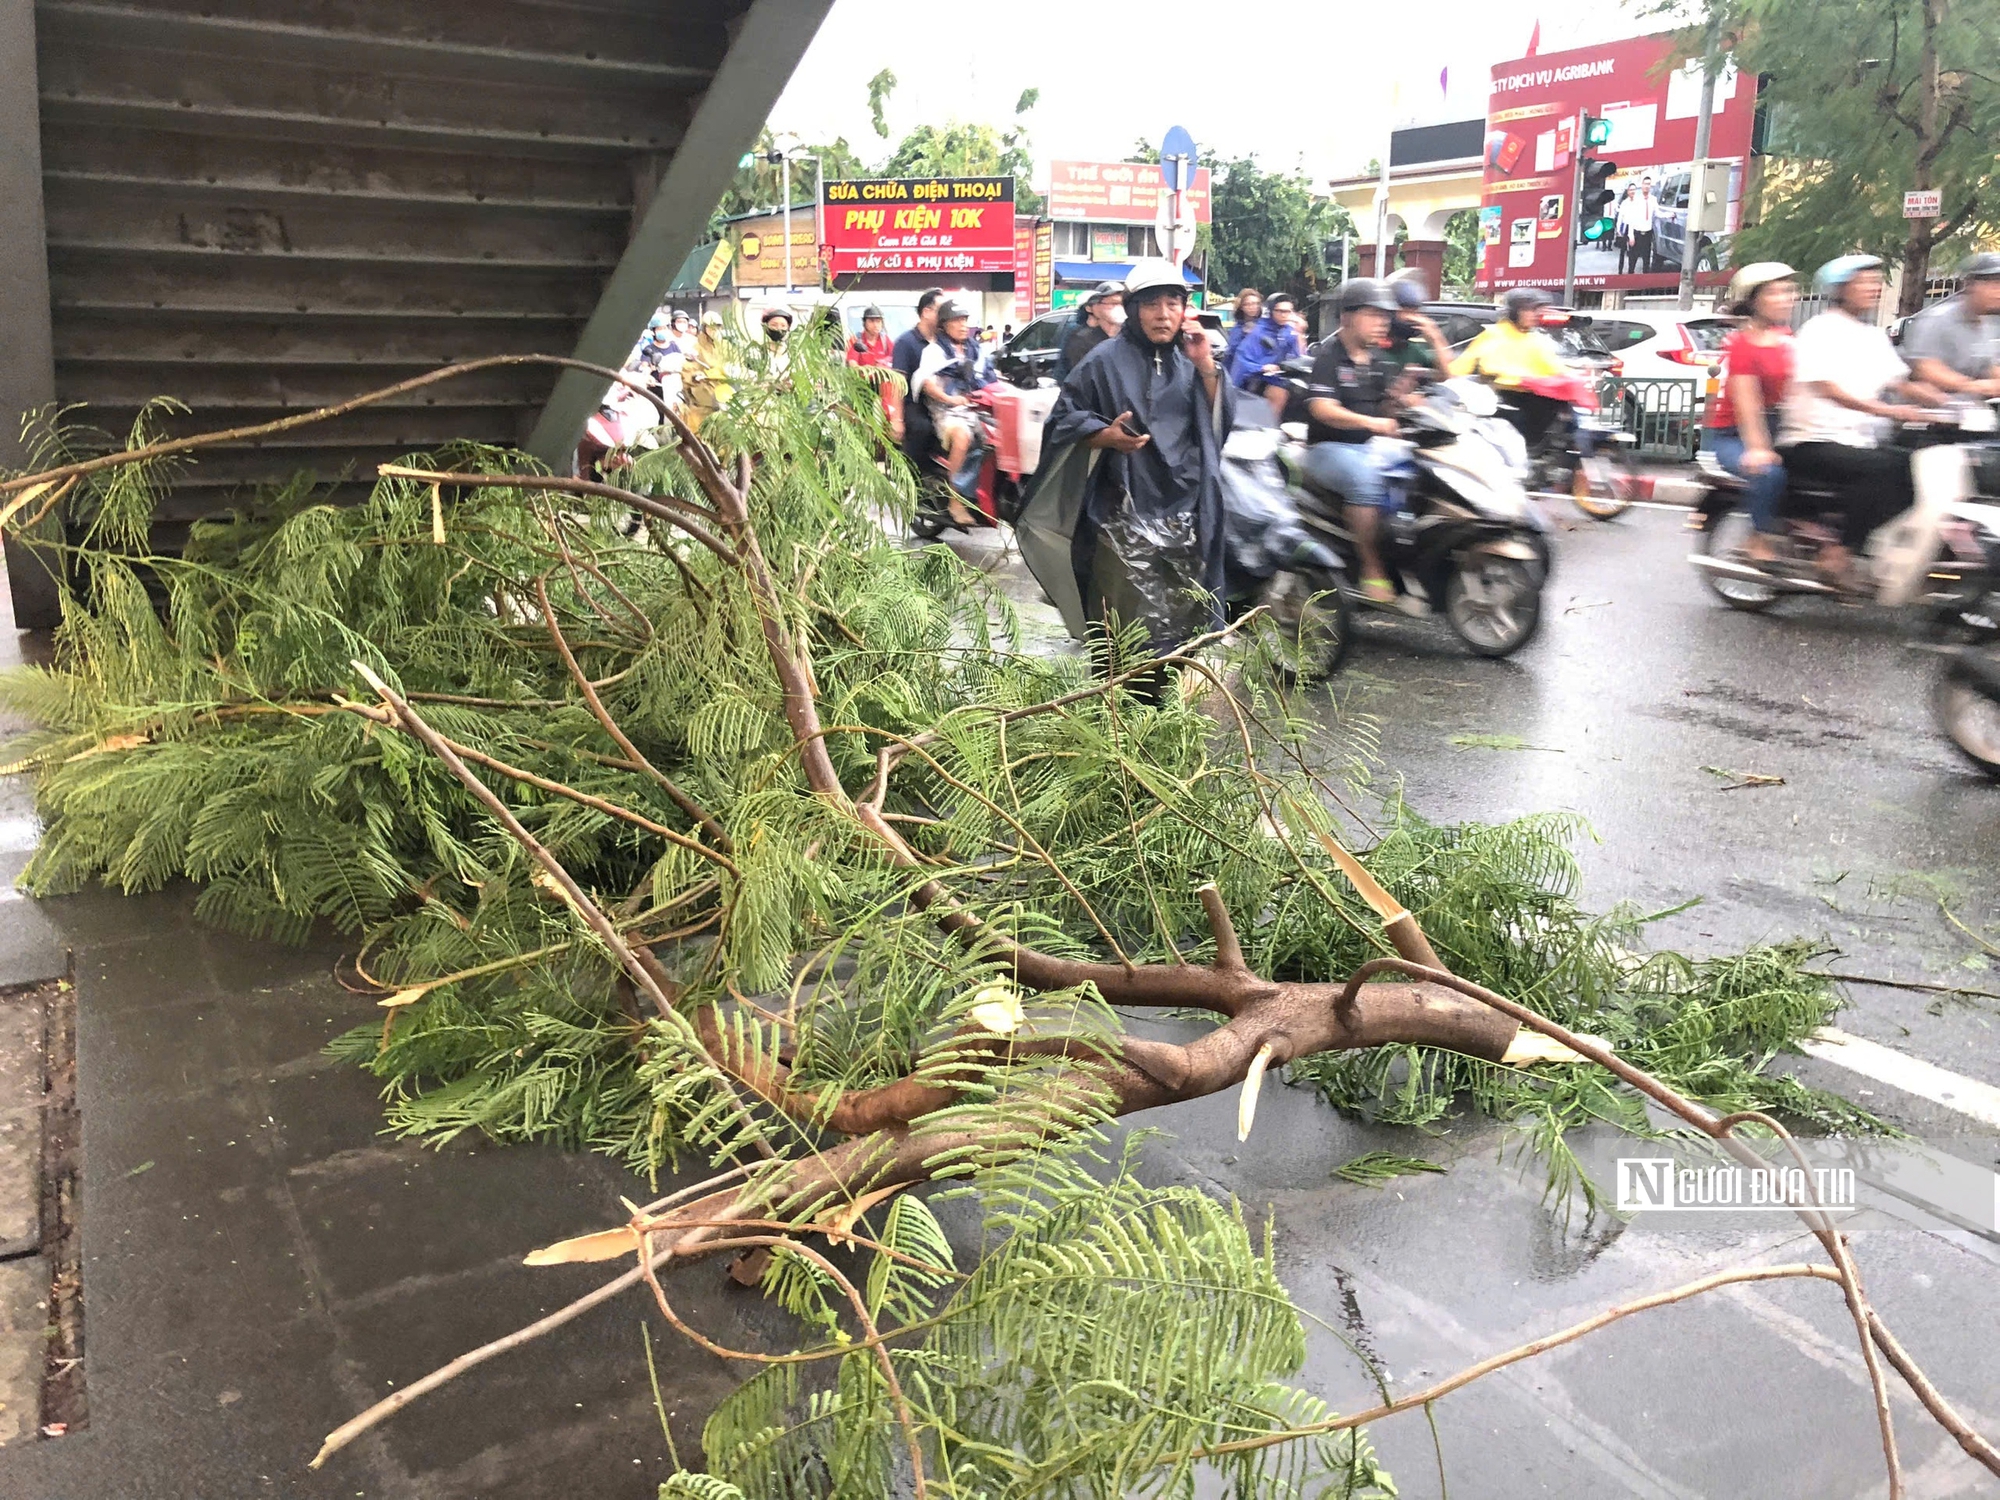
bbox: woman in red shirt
[1705,263,1797,563]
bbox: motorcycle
[1268,372,1552,658]
[1934,646,2000,779]
[910,378,1059,539]
[1688,403,2000,639]
[1218,424,1355,677]
[575,378,661,480]
[1506,373,1643,521]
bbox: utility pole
[779,152,792,295]
[1677,15,1722,312]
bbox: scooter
[1507,373,1642,520]
[1688,403,2000,639]
[576,379,661,480]
[910,381,1059,538]
[1218,424,1355,677]
[1934,646,2000,779]
[1269,374,1553,658]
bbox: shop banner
[1014,226,1036,321]
[820,176,1016,275]
[1033,222,1054,309]
[1048,161,1213,226]
[1479,32,1756,294]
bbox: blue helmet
[1815,254,1882,294]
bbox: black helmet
[1500,287,1554,323]
[861,304,885,320]
[1081,279,1125,309]
[1338,278,1397,314]
[1962,251,2000,281]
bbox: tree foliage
[1733,0,2000,310]
[1207,156,1354,301]
[0,348,1905,1494]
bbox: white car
[1584,309,1736,403]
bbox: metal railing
[1596,376,1703,460]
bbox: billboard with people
[1477,33,1759,293]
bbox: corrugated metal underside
[38,0,747,531]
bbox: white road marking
[1801,1026,2000,1131]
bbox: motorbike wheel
[1444,551,1542,658]
[1696,510,1784,613]
[1261,568,1355,679]
[1933,650,2000,780]
[1571,443,1640,521]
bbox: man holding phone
[1028,259,1235,659]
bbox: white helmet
[1123,258,1189,300]
[1725,261,1795,316]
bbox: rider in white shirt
[1776,254,1941,586]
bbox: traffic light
[1581,112,1613,149]
[1579,158,1620,243]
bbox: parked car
[1421,301,1622,377]
[997,307,1224,386]
[1650,166,1737,276]
[1585,309,1733,383]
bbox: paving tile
[0,992,43,1254]
[0,1258,46,1450]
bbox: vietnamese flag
[1526,19,1541,55]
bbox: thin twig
[2,356,666,496]
[1169,1264,1845,1463]
[532,575,731,853]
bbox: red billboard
[1047,161,1213,226]
[820,176,1016,276]
[1478,33,1758,293]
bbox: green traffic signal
[1583,115,1613,148]
[1582,217,1616,242]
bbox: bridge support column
[0,0,60,629]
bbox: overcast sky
[767,0,1655,186]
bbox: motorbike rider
[1224,288,1264,367]
[1382,272,1454,385]
[1705,262,1797,564]
[846,305,903,441]
[1451,288,1567,384]
[892,287,945,467]
[913,299,998,525]
[1451,287,1572,449]
[1900,251,2000,398]
[1776,254,1943,589]
[1055,281,1126,383]
[1229,291,1307,417]
[1302,278,1410,605]
[683,310,735,431]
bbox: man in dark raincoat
[1030,258,1235,658]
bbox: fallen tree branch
[1172,1263,1848,1463]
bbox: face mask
[1103,305,1126,329]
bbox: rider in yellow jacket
[1450,288,1567,386]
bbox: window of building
[1127,227,1161,257]
[1052,222,1092,256]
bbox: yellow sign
[698,239,734,292]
